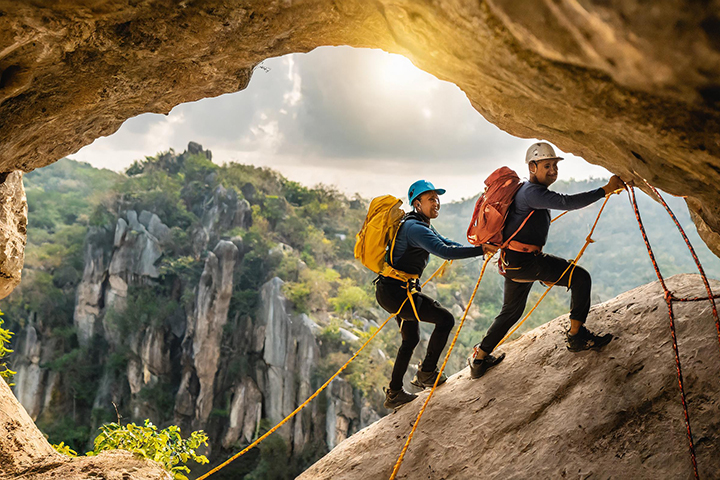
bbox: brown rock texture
[0,171,26,299]
[1,376,169,479]
[0,1,719,255]
[300,274,720,479]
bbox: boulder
[300,274,720,479]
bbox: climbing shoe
[410,367,448,389]
[467,352,506,379]
[383,387,418,410]
[566,325,613,352]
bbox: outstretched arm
[407,223,484,260]
[526,187,605,211]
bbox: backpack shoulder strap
[501,210,534,248]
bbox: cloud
[68,46,609,200]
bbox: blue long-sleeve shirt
[391,213,484,276]
[503,182,605,247]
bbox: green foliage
[88,420,208,480]
[283,268,340,314]
[46,346,103,404]
[0,314,15,383]
[117,170,195,229]
[138,382,176,423]
[329,280,372,315]
[230,289,260,319]
[105,285,179,336]
[37,415,92,453]
[244,424,291,480]
[52,441,78,457]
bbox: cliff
[5,147,382,477]
[300,274,720,479]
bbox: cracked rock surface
[300,274,720,479]
[0,1,719,254]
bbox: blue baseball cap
[408,180,446,204]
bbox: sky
[68,46,610,202]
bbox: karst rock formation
[300,274,720,479]
[1,1,720,478]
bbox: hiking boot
[467,352,506,379]
[410,367,448,389]
[383,387,418,410]
[566,326,613,352]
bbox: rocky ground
[300,274,720,479]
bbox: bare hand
[602,175,626,195]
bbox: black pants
[479,251,592,354]
[375,277,455,391]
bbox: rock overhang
[0,0,719,256]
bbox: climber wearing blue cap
[376,180,488,409]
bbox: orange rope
[197,261,450,480]
[495,191,616,348]
[389,255,492,479]
[551,210,569,223]
[629,185,698,478]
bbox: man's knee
[570,266,591,289]
[437,310,455,332]
[401,328,420,349]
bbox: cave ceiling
[1,0,719,254]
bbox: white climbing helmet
[525,142,564,164]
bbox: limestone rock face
[300,274,720,479]
[0,2,719,255]
[221,378,263,449]
[191,240,238,425]
[11,324,46,420]
[74,225,114,347]
[4,175,379,472]
[256,277,322,444]
[0,171,26,300]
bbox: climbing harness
[388,189,620,478]
[202,181,717,480]
[494,190,618,349]
[389,254,492,480]
[389,183,717,479]
[197,260,451,480]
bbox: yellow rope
[389,255,492,479]
[197,261,451,480]
[495,191,616,349]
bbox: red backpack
[467,167,528,246]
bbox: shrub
[329,281,372,314]
[88,420,208,480]
[0,313,15,383]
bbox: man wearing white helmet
[468,142,626,379]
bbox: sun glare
[375,52,424,89]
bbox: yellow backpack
[354,195,418,283]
